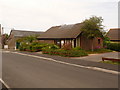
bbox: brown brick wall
[38,40,54,44]
[80,35,103,50]
[38,37,103,50]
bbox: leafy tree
[103,35,110,47]
[16,35,37,49]
[81,16,104,51]
[2,33,9,45]
[17,35,37,44]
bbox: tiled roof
[10,30,44,37]
[107,28,120,40]
[38,23,83,39]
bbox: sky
[0,0,119,34]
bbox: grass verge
[100,61,120,65]
[86,48,113,54]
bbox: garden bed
[101,61,120,65]
[42,49,88,57]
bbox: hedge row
[105,41,120,52]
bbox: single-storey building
[7,30,44,49]
[107,28,120,42]
[37,23,103,50]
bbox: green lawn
[86,48,113,54]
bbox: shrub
[18,41,60,52]
[19,46,26,51]
[42,49,88,57]
[31,44,43,52]
[31,42,40,45]
[62,43,72,50]
[48,44,60,49]
[19,43,28,51]
[72,46,82,50]
[42,44,59,50]
[105,42,120,52]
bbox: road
[2,51,118,88]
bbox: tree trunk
[91,39,94,51]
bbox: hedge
[105,41,120,52]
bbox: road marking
[11,51,120,75]
[0,78,11,90]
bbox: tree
[16,35,37,49]
[81,16,104,51]
[2,34,8,44]
[17,35,37,44]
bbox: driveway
[73,52,119,62]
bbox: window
[54,40,61,47]
[98,39,101,44]
[61,40,65,46]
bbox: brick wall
[38,40,54,44]
[80,35,103,50]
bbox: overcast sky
[0,0,118,34]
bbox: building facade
[7,30,44,49]
[38,23,103,50]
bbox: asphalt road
[2,51,118,88]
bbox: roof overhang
[37,38,75,40]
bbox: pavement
[2,51,119,88]
[73,52,119,62]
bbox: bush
[19,46,26,51]
[93,48,112,53]
[62,43,72,50]
[72,46,82,50]
[18,41,60,52]
[31,44,44,52]
[19,43,28,51]
[105,41,120,52]
[42,49,88,57]
[48,44,60,49]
